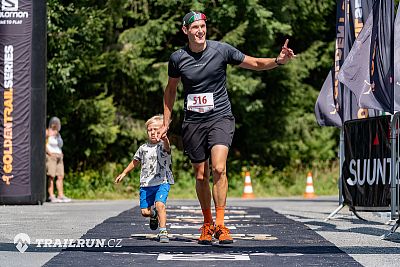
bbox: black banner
[0,0,32,196]
[315,0,373,127]
[343,0,373,121]
[315,0,345,127]
[395,3,400,111]
[315,69,342,126]
[342,116,392,208]
[338,0,394,113]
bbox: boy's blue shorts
[139,183,170,209]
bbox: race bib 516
[186,93,214,113]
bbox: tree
[47,0,339,174]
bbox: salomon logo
[2,0,18,11]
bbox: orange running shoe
[214,225,233,244]
[198,223,215,245]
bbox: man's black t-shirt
[168,40,245,122]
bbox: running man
[157,11,295,244]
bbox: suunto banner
[342,116,392,208]
[0,0,32,196]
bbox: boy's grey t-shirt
[133,142,174,187]
[168,40,245,122]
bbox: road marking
[168,218,252,223]
[227,215,261,218]
[276,253,304,257]
[104,251,303,258]
[168,209,247,214]
[172,215,259,219]
[157,253,250,261]
[170,224,237,229]
[174,215,204,219]
[130,233,277,241]
[173,206,247,211]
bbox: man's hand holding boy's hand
[160,135,169,143]
[156,124,169,141]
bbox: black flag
[315,70,341,126]
[315,0,373,127]
[315,0,346,127]
[394,3,400,111]
[344,0,374,120]
[338,0,394,113]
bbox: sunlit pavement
[1,197,399,266]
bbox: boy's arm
[115,159,140,183]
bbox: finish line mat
[44,205,361,266]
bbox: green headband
[183,12,207,26]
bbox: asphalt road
[0,197,399,266]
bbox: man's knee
[212,165,226,177]
[195,173,208,181]
[193,165,209,181]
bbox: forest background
[46,0,386,199]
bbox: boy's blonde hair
[145,114,163,128]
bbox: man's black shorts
[181,115,235,163]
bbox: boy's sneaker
[58,196,72,203]
[48,196,61,203]
[214,225,233,244]
[198,223,215,245]
[149,210,158,230]
[158,230,169,243]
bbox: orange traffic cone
[304,172,316,198]
[242,171,255,199]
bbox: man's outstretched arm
[239,39,295,71]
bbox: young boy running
[115,115,174,243]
